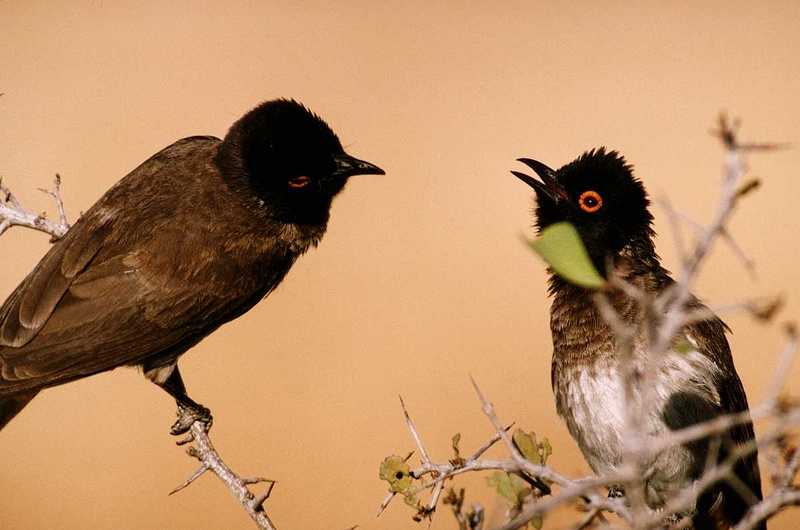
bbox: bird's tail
[0,391,38,430]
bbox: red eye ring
[288,175,311,189]
[579,190,603,213]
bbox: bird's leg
[145,363,213,436]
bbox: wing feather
[0,136,243,395]
[685,308,763,527]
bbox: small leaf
[529,514,543,529]
[540,438,552,465]
[527,222,605,289]
[452,432,461,458]
[404,493,421,509]
[379,455,413,493]
[513,429,553,467]
[487,471,529,508]
[513,430,541,464]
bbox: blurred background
[1,1,799,528]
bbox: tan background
[1,1,799,529]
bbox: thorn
[735,178,761,199]
[241,476,272,486]
[176,433,195,446]
[469,374,487,408]
[739,142,792,152]
[169,464,209,495]
[376,491,396,517]
[252,480,276,511]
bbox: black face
[219,99,384,223]
[512,148,654,270]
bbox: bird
[0,98,384,435]
[511,148,763,529]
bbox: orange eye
[288,176,311,189]
[579,190,603,213]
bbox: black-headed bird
[512,149,763,529]
[0,99,384,435]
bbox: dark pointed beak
[511,158,569,203]
[333,153,385,178]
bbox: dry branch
[171,422,278,530]
[0,174,70,239]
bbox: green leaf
[487,471,529,508]
[527,222,605,289]
[539,438,552,465]
[379,455,413,493]
[513,429,553,466]
[513,430,541,464]
[404,493,421,509]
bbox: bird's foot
[170,403,213,437]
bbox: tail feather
[0,391,38,430]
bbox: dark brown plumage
[513,149,763,529]
[0,99,384,433]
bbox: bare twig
[380,382,634,527]
[0,175,70,240]
[733,488,800,530]
[173,421,278,530]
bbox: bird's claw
[170,404,213,436]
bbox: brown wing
[0,135,257,395]
[0,251,242,394]
[0,215,110,348]
[686,312,764,529]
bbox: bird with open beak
[513,149,763,529]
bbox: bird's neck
[548,236,670,367]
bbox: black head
[512,148,655,272]
[218,99,384,223]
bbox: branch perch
[0,174,70,239]
[171,422,278,530]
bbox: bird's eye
[578,190,603,213]
[288,176,311,189]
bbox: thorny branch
[0,176,278,530]
[0,174,70,240]
[378,116,799,529]
[170,422,278,530]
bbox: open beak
[333,153,385,178]
[511,158,568,203]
